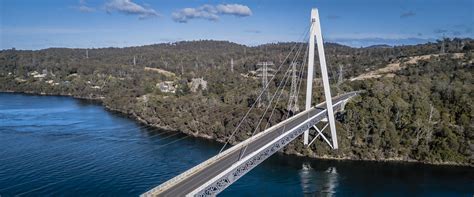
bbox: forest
[0,38,472,166]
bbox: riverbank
[2,92,471,197]
[2,91,471,167]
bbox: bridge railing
[189,95,357,196]
[142,91,359,196]
[142,103,312,196]
[142,103,317,196]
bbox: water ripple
[1,93,472,196]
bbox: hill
[0,38,472,166]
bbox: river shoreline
[1,90,471,167]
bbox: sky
[1,0,473,50]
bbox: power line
[265,41,307,130]
[218,25,311,154]
[240,35,308,159]
[288,42,309,117]
[240,60,294,159]
[266,39,309,130]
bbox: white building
[157,81,176,93]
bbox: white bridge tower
[304,8,338,149]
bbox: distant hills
[1,38,473,166]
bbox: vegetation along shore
[1,39,472,166]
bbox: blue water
[0,93,472,196]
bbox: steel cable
[218,25,311,154]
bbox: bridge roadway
[143,92,357,196]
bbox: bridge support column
[304,9,316,145]
[304,8,338,149]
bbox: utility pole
[86,49,89,59]
[180,59,184,75]
[133,56,136,66]
[288,62,299,113]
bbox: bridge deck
[143,92,357,196]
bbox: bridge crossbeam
[308,124,332,148]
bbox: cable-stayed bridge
[143,8,359,197]
[142,93,356,197]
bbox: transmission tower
[441,37,446,54]
[288,62,299,113]
[334,64,344,95]
[256,62,274,107]
[337,64,343,85]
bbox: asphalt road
[144,92,357,196]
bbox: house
[189,78,208,93]
[157,81,176,93]
[29,71,46,79]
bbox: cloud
[105,0,159,19]
[78,5,95,13]
[400,11,416,18]
[215,4,252,16]
[172,5,219,22]
[172,4,252,23]
[76,0,95,13]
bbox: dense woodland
[0,38,472,165]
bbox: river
[0,93,472,196]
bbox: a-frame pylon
[304,8,338,149]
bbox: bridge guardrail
[142,104,309,196]
[142,91,359,196]
[190,98,352,196]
